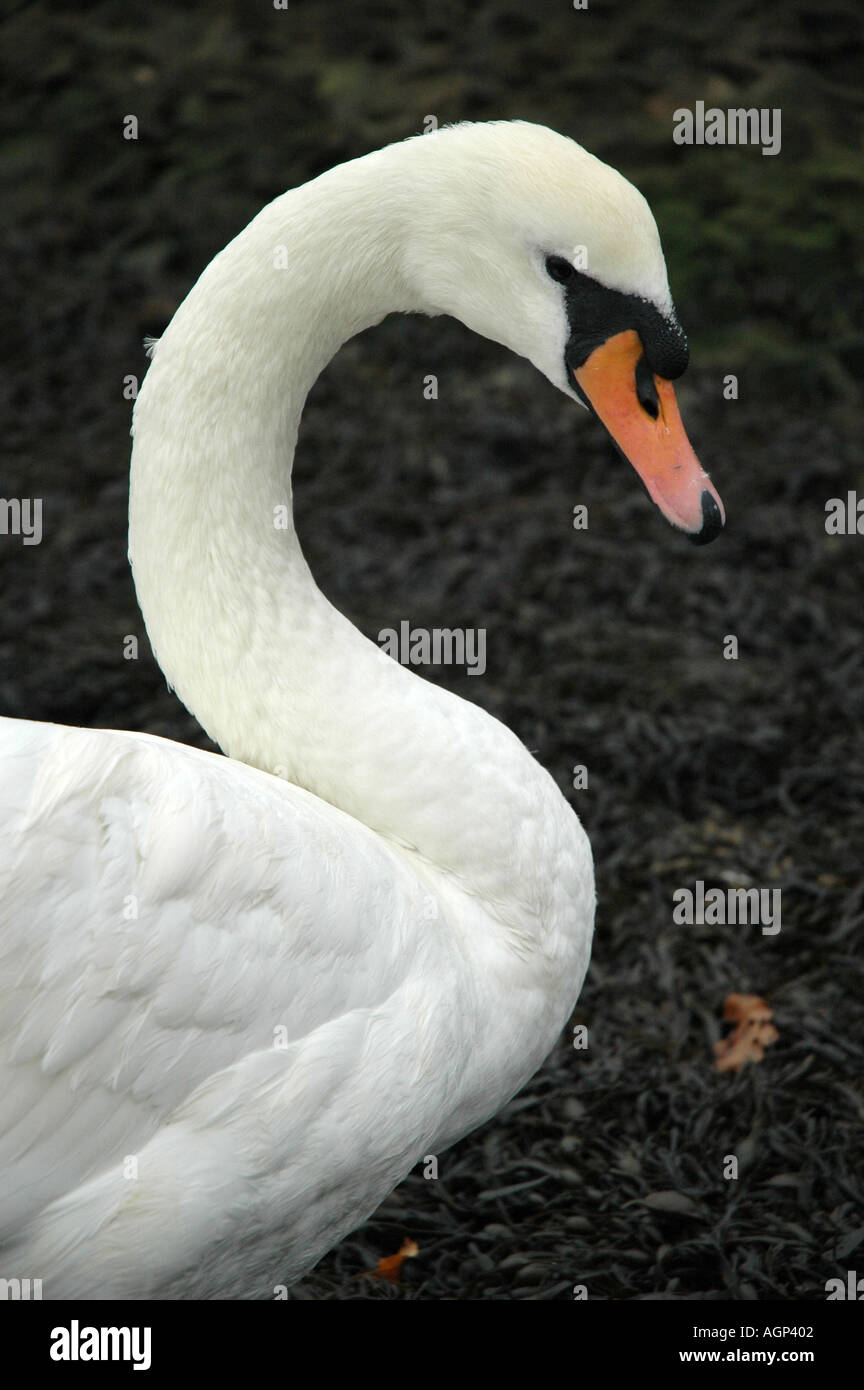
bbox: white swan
[0,120,723,1300]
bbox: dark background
[2,0,863,1298]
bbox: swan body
[0,121,722,1298]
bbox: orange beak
[573,329,724,543]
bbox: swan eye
[545,255,575,285]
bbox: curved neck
[129,145,584,943]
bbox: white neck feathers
[129,133,590,952]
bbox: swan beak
[573,329,724,544]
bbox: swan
[0,120,724,1300]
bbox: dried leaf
[714,993,779,1072]
[365,1237,419,1284]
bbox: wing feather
[0,716,440,1249]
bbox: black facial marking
[545,254,576,285]
[635,355,660,418]
[556,265,689,381]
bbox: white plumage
[0,120,711,1298]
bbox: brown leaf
[714,993,779,1072]
[365,1237,419,1284]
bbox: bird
[0,120,723,1300]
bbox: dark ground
[2,0,863,1299]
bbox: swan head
[402,121,724,543]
